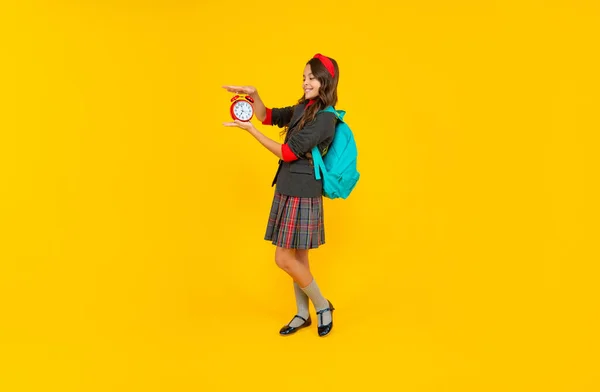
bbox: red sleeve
[281,143,299,162]
[262,108,272,125]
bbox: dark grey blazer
[266,102,337,198]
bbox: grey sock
[288,282,310,328]
[301,279,332,326]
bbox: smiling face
[302,64,321,100]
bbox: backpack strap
[311,144,326,180]
[319,106,346,122]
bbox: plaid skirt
[264,191,325,249]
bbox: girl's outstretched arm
[222,120,283,160]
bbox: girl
[222,53,339,337]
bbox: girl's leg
[286,249,311,328]
[275,247,313,287]
[276,247,312,331]
[279,248,333,330]
[295,249,310,269]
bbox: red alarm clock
[230,95,254,122]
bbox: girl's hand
[222,85,257,95]
[223,120,256,132]
[223,119,282,159]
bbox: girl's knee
[275,249,296,271]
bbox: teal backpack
[310,106,360,199]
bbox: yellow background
[1,1,599,391]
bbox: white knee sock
[288,282,310,328]
[301,279,332,325]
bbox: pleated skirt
[264,191,325,249]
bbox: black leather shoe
[279,315,312,336]
[316,300,335,337]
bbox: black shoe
[316,300,335,337]
[279,314,312,336]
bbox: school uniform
[262,100,337,249]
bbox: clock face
[233,100,253,121]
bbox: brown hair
[281,56,339,139]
